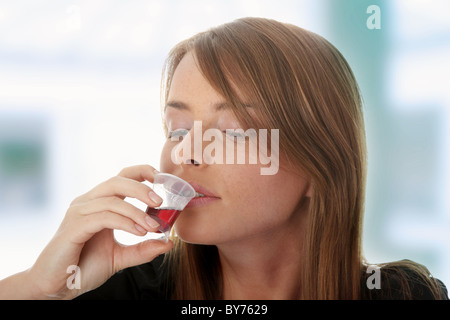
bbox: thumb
[114,238,173,272]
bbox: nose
[174,122,211,169]
[185,158,201,166]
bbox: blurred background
[0,0,449,289]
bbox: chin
[173,207,216,244]
[173,215,213,245]
[173,208,258,245]
[174,226,216,245]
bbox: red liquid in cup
[145,207,181,233]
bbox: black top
[76,256,448,300]
[76,254,169,300]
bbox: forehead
[167,53,224,103]
[165,53,236,120]
[164,51,258,128]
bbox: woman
[0,17,447,300]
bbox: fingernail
[148,191,163,205]
[145,215,160,229]
[135,224,147,234]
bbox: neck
[218,203,308,300]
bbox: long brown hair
[160,17,443,299]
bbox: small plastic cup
[145,173,195,240]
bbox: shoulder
[362,259,449,300]
[76,254,169,300]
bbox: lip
[185,181,220,208]
[188,182,218,197]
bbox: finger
[69,210,148,245]
[84,175,163,207]
[114,238,173,272]
[117,164,159,183]
[72,165,161,206]
[75,197,161,232]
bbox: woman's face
[160,52,311,245]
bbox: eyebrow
[165,100,253,111]
[165,100,229,111]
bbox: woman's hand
[26,164,173,299]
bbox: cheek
[160,141,176,173]
[219,166,305,231]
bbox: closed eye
[168,128,190,139]
[225,129,246,139]
[224,129,257,140]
